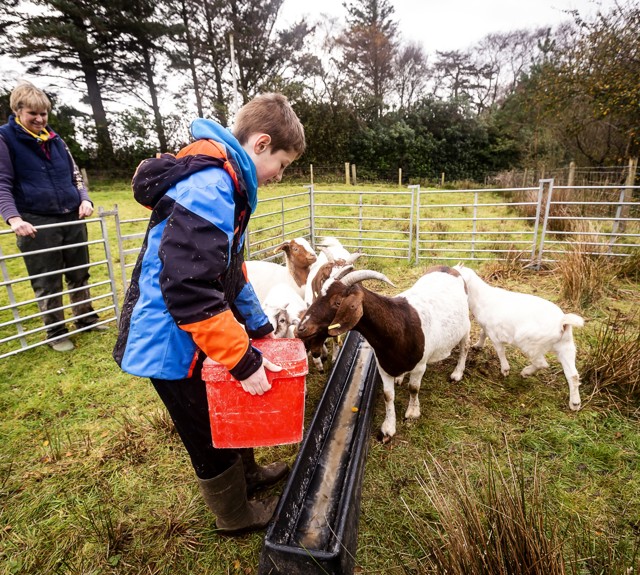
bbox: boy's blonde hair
[10,81,52,114]
[234,93,305,157]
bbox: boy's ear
[253,133,271,154]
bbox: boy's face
[246,134,298,186]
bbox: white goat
[304,237,362,305]
[454,264,584,410]
[261,283,308,338]
[246,237,317,302]
[296,265,471,441]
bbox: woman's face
[16,108,48,134]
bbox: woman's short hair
[234,93,305,157]
[10,81,52,114]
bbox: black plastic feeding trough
[258,331,380,575]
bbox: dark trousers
[151,374,239,480]
[16,212,99,338]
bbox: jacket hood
[131,153,226,210]
[190,119,258,212]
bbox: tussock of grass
[582,310,640,414]
[412,449,566,575]
[556,242,613,309]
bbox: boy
[113,93,305,534]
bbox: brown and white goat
[246,237,317,302]
[296,267,471,441]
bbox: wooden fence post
[81,168,89,190]
[398,168,402,187]
[351,164,357,186]
[620,157,638,232]
[345,162,350,186]
[568,161,576,187]
[441,172,445,186]
[310,164,314,185]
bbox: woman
[0,81,106,352]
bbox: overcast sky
[280,0,616,53]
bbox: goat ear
[328,291,364,336]
[273,242,288,254]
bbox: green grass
[0,182,639,574]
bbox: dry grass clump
[555,230,614,308]
[613,250,640,282]
[480,250,532,283]
[581,310,640,415]
[411,451,567,575]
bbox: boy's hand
[239,358,282,395]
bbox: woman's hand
[78,200,94,219]
[8,216,36,238]
[239,358,283,395]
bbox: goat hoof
[450,372,463,382]
[501,369,510,377]
[569,402,581,411]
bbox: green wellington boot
[197,456,278,534]
[239,448,289,495]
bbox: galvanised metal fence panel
[112,205,148,291]
[246,189,312,261]
[537,182,640,264]
[414,184,545,263]
[309,186,415,260]
[0,217,119,359]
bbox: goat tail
[562,313,584,330]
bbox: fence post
[351,164,357,186]
[530,180,545,265]
[568,161,576,187]
[306,184,315,248]
[98,206,121,321]
[441,172,445,186]
[537,179,554,268]
[345,162,350,186]
[522,168,529,187]
[398,168,402,187]
[358,193,363,251]
[413,185,421,262]
[408,185,418,262]
[310,164,314,185]
[0,244,28,349]
[619,157,638,232]
[472,191,478,260]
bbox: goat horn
[319,246,335,263]
[334,265,354,280]
[346,252,363,264]
[340,270,395,287]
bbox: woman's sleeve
[61,138,91,204]
[0,137,20,223]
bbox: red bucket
[202,338,308,448]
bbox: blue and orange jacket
[113,119,272,381]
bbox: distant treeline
[1,0,638,181]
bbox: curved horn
[346,252,364,264]
[334,265,354,280]
[340,269,395,288]
[319,246,335,263]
